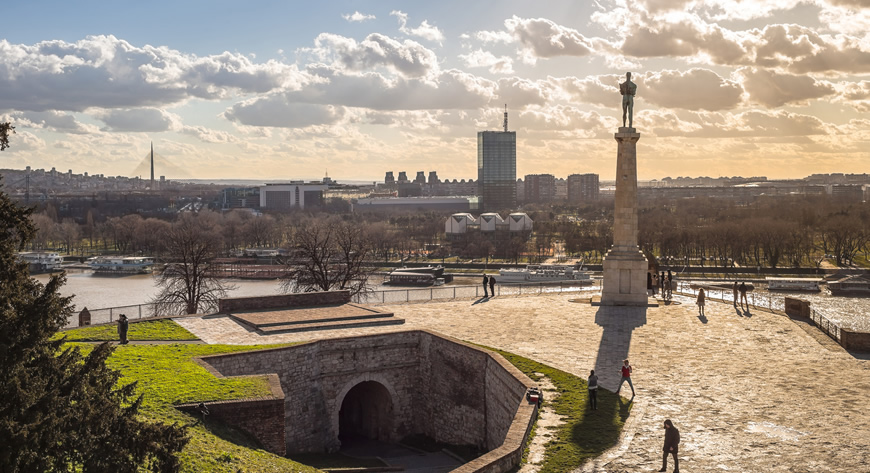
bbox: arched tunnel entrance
[338,381,394,445]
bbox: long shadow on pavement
[592,306,648,391]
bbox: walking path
[175,294,870,472]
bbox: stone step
[255,316,405,334]
[246,310,395,327]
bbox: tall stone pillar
[600,127,649,306]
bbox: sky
[1,0,868,181]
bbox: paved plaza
[175,294,870,472]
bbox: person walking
[652,273,659,296]
[117,313,129,345]
[739,281,748,308]
[732,281,739,306]
[489,275,496,297]
[482,274,489,297]
[660,271,666,297]
[697,288,706,316]
[667,270,673,299]
[647,272,653,296]
[617,359,635,397]
[587,370,599,410]
[659,419,680,472]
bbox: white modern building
[445,212,533,238]
[259,182,328,210]
[445,213,477,234]
[507,213,534,232]
[478,212,506,232]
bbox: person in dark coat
[118,313,129,344]
[482,274,489,297]
[667,270,673,299]
[587,370,598,410]
[488,275,496,297]
[659,419,680,472]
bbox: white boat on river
[88,256,156,274]
[498,264,592,284]
[766,277,823,292]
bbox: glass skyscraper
[477,130,516,211]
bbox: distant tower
[150,141,155,190]
[478,105,516,211]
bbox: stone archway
[337,381,394,445]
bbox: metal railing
[808,307,842,342]
[353,280,602,305]
[67,303,158,329]
[674,281,786,313]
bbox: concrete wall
[193,330,539,473]
[218,290,351,313]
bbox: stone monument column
[600,126,649,306]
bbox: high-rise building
[478,106,516,211]
[567,173,600,202]
[398,171,409,183]
[385,172,395,185]
[523,174,556,203]
[428,171,440,185]
[414,171,426,185]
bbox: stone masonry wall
[175,374,285,455]
[218,290,351,313]
[195,330,537,472]
[417,333,488,447]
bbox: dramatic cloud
[282,66,496,111]
[495,77,557,107]
[0,36,305,112]
[739,68,835,107]
[459,49,514,74]
[750,24,870,74]
[93,108,181,132]
[390,11,445,43]
[643,69,744,111]
[342,11,375,22]
[310,33,439,79]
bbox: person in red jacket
[616,359,635,396]
[659,419,680,472]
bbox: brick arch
[331,373,401,445]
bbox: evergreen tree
[0,135,188,471]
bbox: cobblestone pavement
[175,294,870,472]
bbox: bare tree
[151,214,235,315]
[280,219,374,297]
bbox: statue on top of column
[620,72,637,129]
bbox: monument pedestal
[600,127,649,306]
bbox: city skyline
[1,1,868,181]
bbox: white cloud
[645,109,832,137]
[483,16,597,62]
[390,11,445,43]
[93,107,181,132]
[0,36,307,112]
[459,49,514,74]
[310,33,440,79]
[342,11,376,22]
